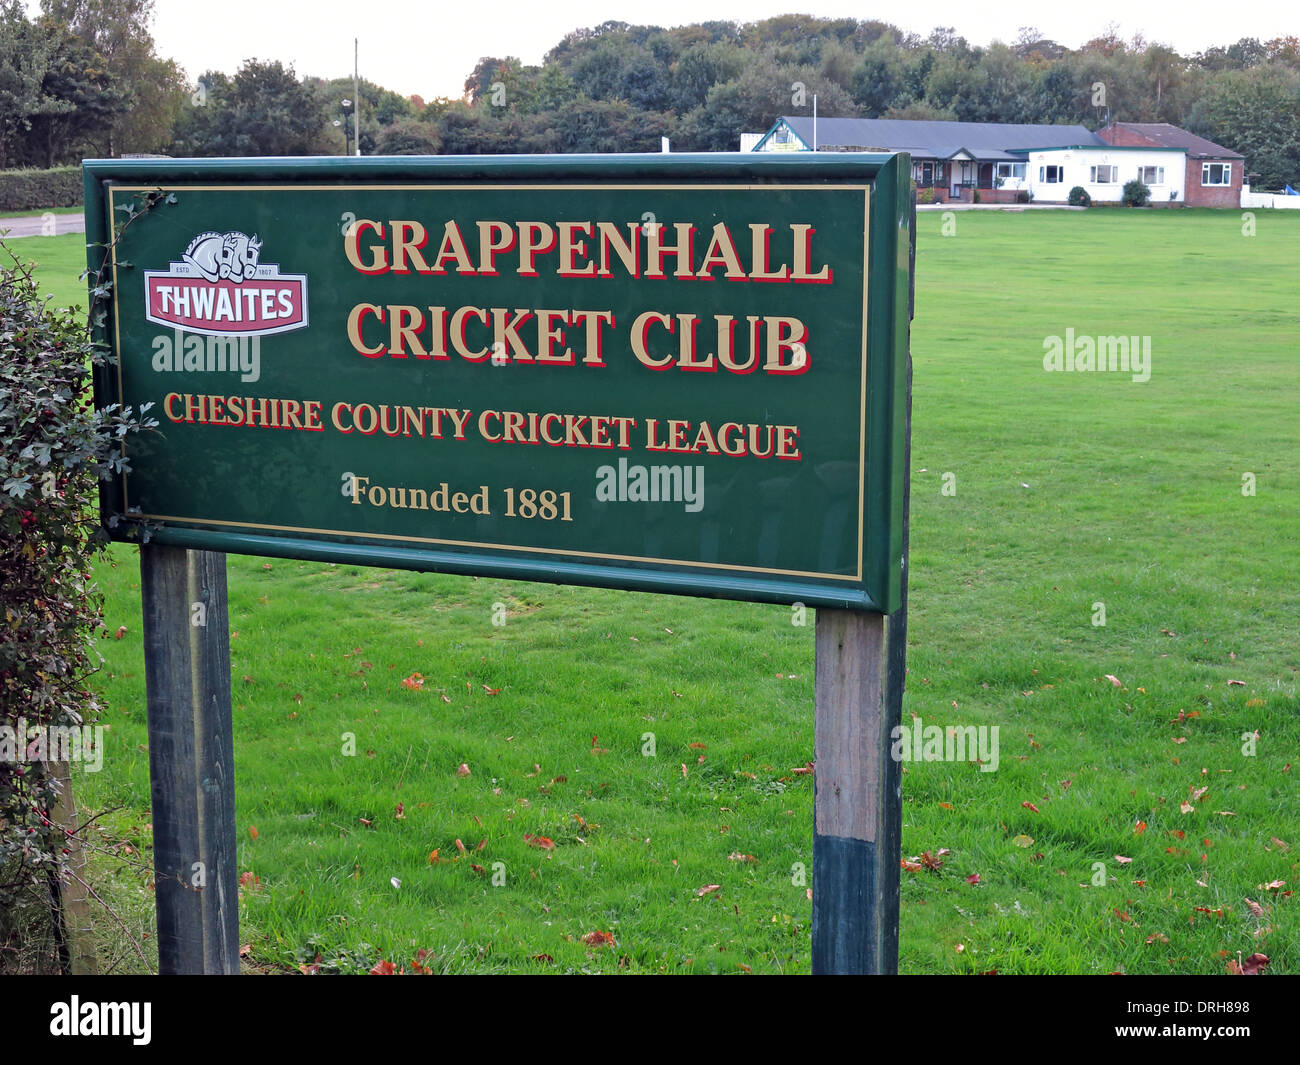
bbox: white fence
[1241,187,1300,209]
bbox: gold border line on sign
[129,510,863,582]
[107,181,870,583]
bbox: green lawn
[18,206,1300,975]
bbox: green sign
[85,154,910,612]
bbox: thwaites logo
[143,231,309,337]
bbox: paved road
[0,213,86,238]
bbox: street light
[339,98,354,156]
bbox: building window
[1202,162,1232,186]
[1040,165,1063,183]
[996,162,1026,182]
[1089,165,1117,184]
[1139,166,1165,185]
[773,126,792,144]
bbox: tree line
[3,6,1299,188]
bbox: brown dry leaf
[1191,786,1209,802]
[689,742,706,750]
[1180,801,1195,814]
[1022,801,1040,813]
[1226,679,1246,686]
[401,672,425,691]
[248,825,259,839]
[454,838,466,853]
[900,859,924,872]
[1226,953,1269,975]
[1260,880,1286,891]
[1172,737,1187,744]
[696,884,722,897]
[114,625,128,640]
[791,762,815,775]
[1011,834,1034,848]
[523,834,554,850]
[369,959,398,975]
[456,763,470,777]
[394,803,405,820]
[1272,837,1291,851]
[582,930,616,948]
[1114,855,1133,865]
[1104,674,1122,687]
[1145,933,1169,945]
[482,684,501,695]
[728,852,758,863]
[1245,898,1265,918]
[680,763,689,778]
[920,851,944,872]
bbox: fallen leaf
[455,839,466,853]
[1260,880,1286,891]
[1226,953,1269,975]
[239,943,252,958]
[1191,786,1209,802]
[689,742,707,750]
[1022,801,1040,813]
[482,684,501,695]
[1011,834,1034,848]
[456,763,470,777]
[114,625,128,639]
[696,884,722,897]
[900,859,923,872]
[954,943,965,953]
[394,803,405,820]
[966,873,981,885]
[1245,898,1265,918]
[1134,821,1147,835]
[728,852,757,863]
[369,959,397,975]
[1226,679,1246,687]
[524,834,554,850]
[401,672,425,690]
[1114,855,1132,864]
[1180,801,1195,814]
[1104,674,1122,687]
[582,930,616,948]
[1145,933,1169,945]
[248,825,259,839]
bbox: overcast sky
[33,0,1300,101]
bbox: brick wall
[1184,157,1242,207]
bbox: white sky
[28,0,1300,101]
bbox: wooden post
[812,272,912,974]
[140,544,239,974]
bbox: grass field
[10,206,1299,975]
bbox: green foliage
[1122,178,1151,206]
[171,60,336,156]
[0,240,152,913]
[374,119,441,156]
[1067,185,1091,206]
[0,167,81,211]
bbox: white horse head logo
[183,231,263,283]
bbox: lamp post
[340,97,353,156]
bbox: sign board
[85,154,910,612]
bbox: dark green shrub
[0,169,83,212]
[0,244,153,922]
[1016,190,1030,204]
[1122,179,1151,207]
[1068,185,1091,207]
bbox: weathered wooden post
[140,544,238,974]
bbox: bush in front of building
[1122,180,1151,207]
[1068,186,1091,207]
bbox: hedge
[0,168,83,212]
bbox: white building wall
[1026,148,1186,203]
